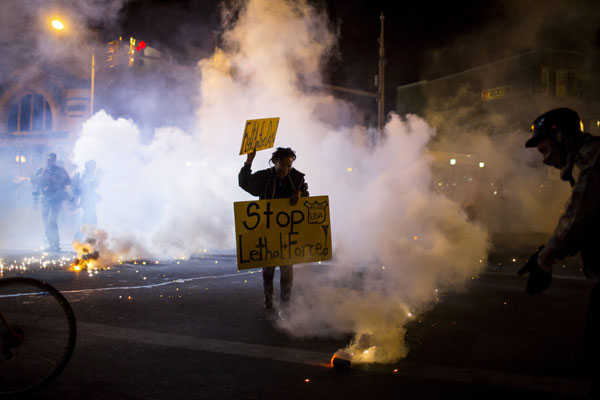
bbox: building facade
[0,36,196,199]
[397,47,600,136]
[396,48,600,235]
[0,62,92,208]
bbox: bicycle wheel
[0,277,77,395]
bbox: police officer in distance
[32,153,71,252]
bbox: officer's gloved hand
[518,245,552,294]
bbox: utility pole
[377,12,385,133]
[90,51,95,115]
[322,13,386,133]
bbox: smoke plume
[69,0,489,362]
[3,0,597,363]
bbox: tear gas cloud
[67,0,489,363]
[415,0,599,238]
[0,0,132,251]
[424,90,570,235]
[1,0,574,363]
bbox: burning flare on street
[71,239,100,271]
[330,350,352,369]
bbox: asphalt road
[0,249,594,399]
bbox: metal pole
[90,52,95,115]
[90,28,99,116]
[377,12,385,133]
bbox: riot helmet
[525,108,583,148]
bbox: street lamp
[51,20,64,30]
[50,18,95,116]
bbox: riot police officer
[72,159,101,240]
[525,108,600,397]
[32,153,71,252]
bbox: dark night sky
[112,0,599,115]
[116,0,501,84]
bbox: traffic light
[106,38,123,68]
[106,37,149,69]
[129,37,147,67]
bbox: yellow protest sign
[239,117,280,155]
[234,196,332,270]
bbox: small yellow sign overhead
[239,117,280,155]
[234,196,332,270]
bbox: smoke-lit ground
[1,0,574,364]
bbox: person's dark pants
[582,246,600,397]
[262,265,293,308]
[41,200,62,249]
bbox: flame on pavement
[71,240,100,271]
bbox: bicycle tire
[0,277,77,395]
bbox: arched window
[7,93,52,134]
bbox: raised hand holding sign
[239,117,280,155]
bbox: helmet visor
[525,123,545,148]
[525,134,545,148]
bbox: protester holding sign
[239,147,309,311]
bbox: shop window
[541,68,577,98]
[541,68,555,95]
[7,93,52,134]
[556,71,567,97]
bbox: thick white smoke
[70,0,489,362]
[278,113,489,363]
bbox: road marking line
[60,271,256,294]
[0,271,257,298]
[78,321,328,366]
[77,321,588,396]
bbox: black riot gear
[524,107,600,398]
[525,107,583,148]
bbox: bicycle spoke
[0,278,76,395]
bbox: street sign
[481,85,510,101]
[234,196,332,269]
[239,117,280,155]
[481,83,531,102]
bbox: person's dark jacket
[32,165,71,203]
[239,164,309,200]
[547,133,600,262]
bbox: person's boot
[262,267,275,311]
[264,296,274,311]
[278,292,291,321]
